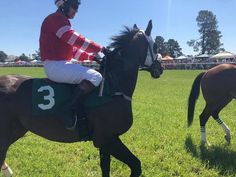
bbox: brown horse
[0,20,163,177]
[187,63,236,145]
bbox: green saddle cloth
[32,79,112,116]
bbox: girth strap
[113,92,132,102]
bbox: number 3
[37,85,55,110]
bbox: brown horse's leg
[199,104,214,144]
[0,117,27,177]
[0,120,10,167]
[211,97,232,143]
[213,115,231,143]
[1,162,13,177]
[0,149,7,169]
[0,124,11,176]
[100,136,141,177]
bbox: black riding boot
[67,80,95,135]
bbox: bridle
[138,30,163,78]
[138,31,156,66]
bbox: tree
[0,51,8,62]
[155,36,183,57]
[187,10,224,54]
[155,36,167,55]
[32,49,41,60]
[165,39,183,58]
[19,53,30,61]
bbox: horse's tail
[187,72,205,127]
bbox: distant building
[7,55,17,62]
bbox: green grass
[1,68,236,176]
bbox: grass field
[1,67,236,177]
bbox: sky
[0,0,236,57]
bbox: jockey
[40,0,104,131]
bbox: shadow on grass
[185,135,236,175]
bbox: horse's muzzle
[150,70,160,78]
[150,61,163,79]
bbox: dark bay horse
[0,20,163,177]
[187,63,236,145]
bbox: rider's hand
[102,47,112,57]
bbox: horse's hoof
[225,134,231,144]
[1,166,13,177]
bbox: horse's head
[134,20,163,79]
[105,20,163,79]
[101,21,163,97]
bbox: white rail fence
[1,61,235,70]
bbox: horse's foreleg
[215,117,231,143]
[1,162,13,177]
[101,136,141,177]
[99,148,111,177]
[212,97,232,144]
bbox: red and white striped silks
[40,11,102,61]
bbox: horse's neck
[108,51,139,97]
[119,68,139,97]
[106,46,140,98]
[106,64,138,98]
[121,48,141,97]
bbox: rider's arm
[60,30,102,52]
[72,47,96,61]
[53,14,103,60]
[56,25,102,57]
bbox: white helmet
[54,0,81,8]
[54,0,64,8]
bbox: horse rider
[40,0,106,131]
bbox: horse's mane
[109,26,139,50]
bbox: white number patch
[37,85,55,110]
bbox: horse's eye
[153,43,157,54]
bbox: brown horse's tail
[187,72,205,127]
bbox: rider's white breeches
[43,60,102,86]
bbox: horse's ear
[133,24,139,30]
[145,20,152,36]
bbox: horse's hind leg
[0,126,12,177]
[0,120,10,166]
[212,97,232,143]
[1,162,13,177]
[100,136,141,177]
[0,117,27,177]
[199,104,214,145]
[213,114,231,143]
